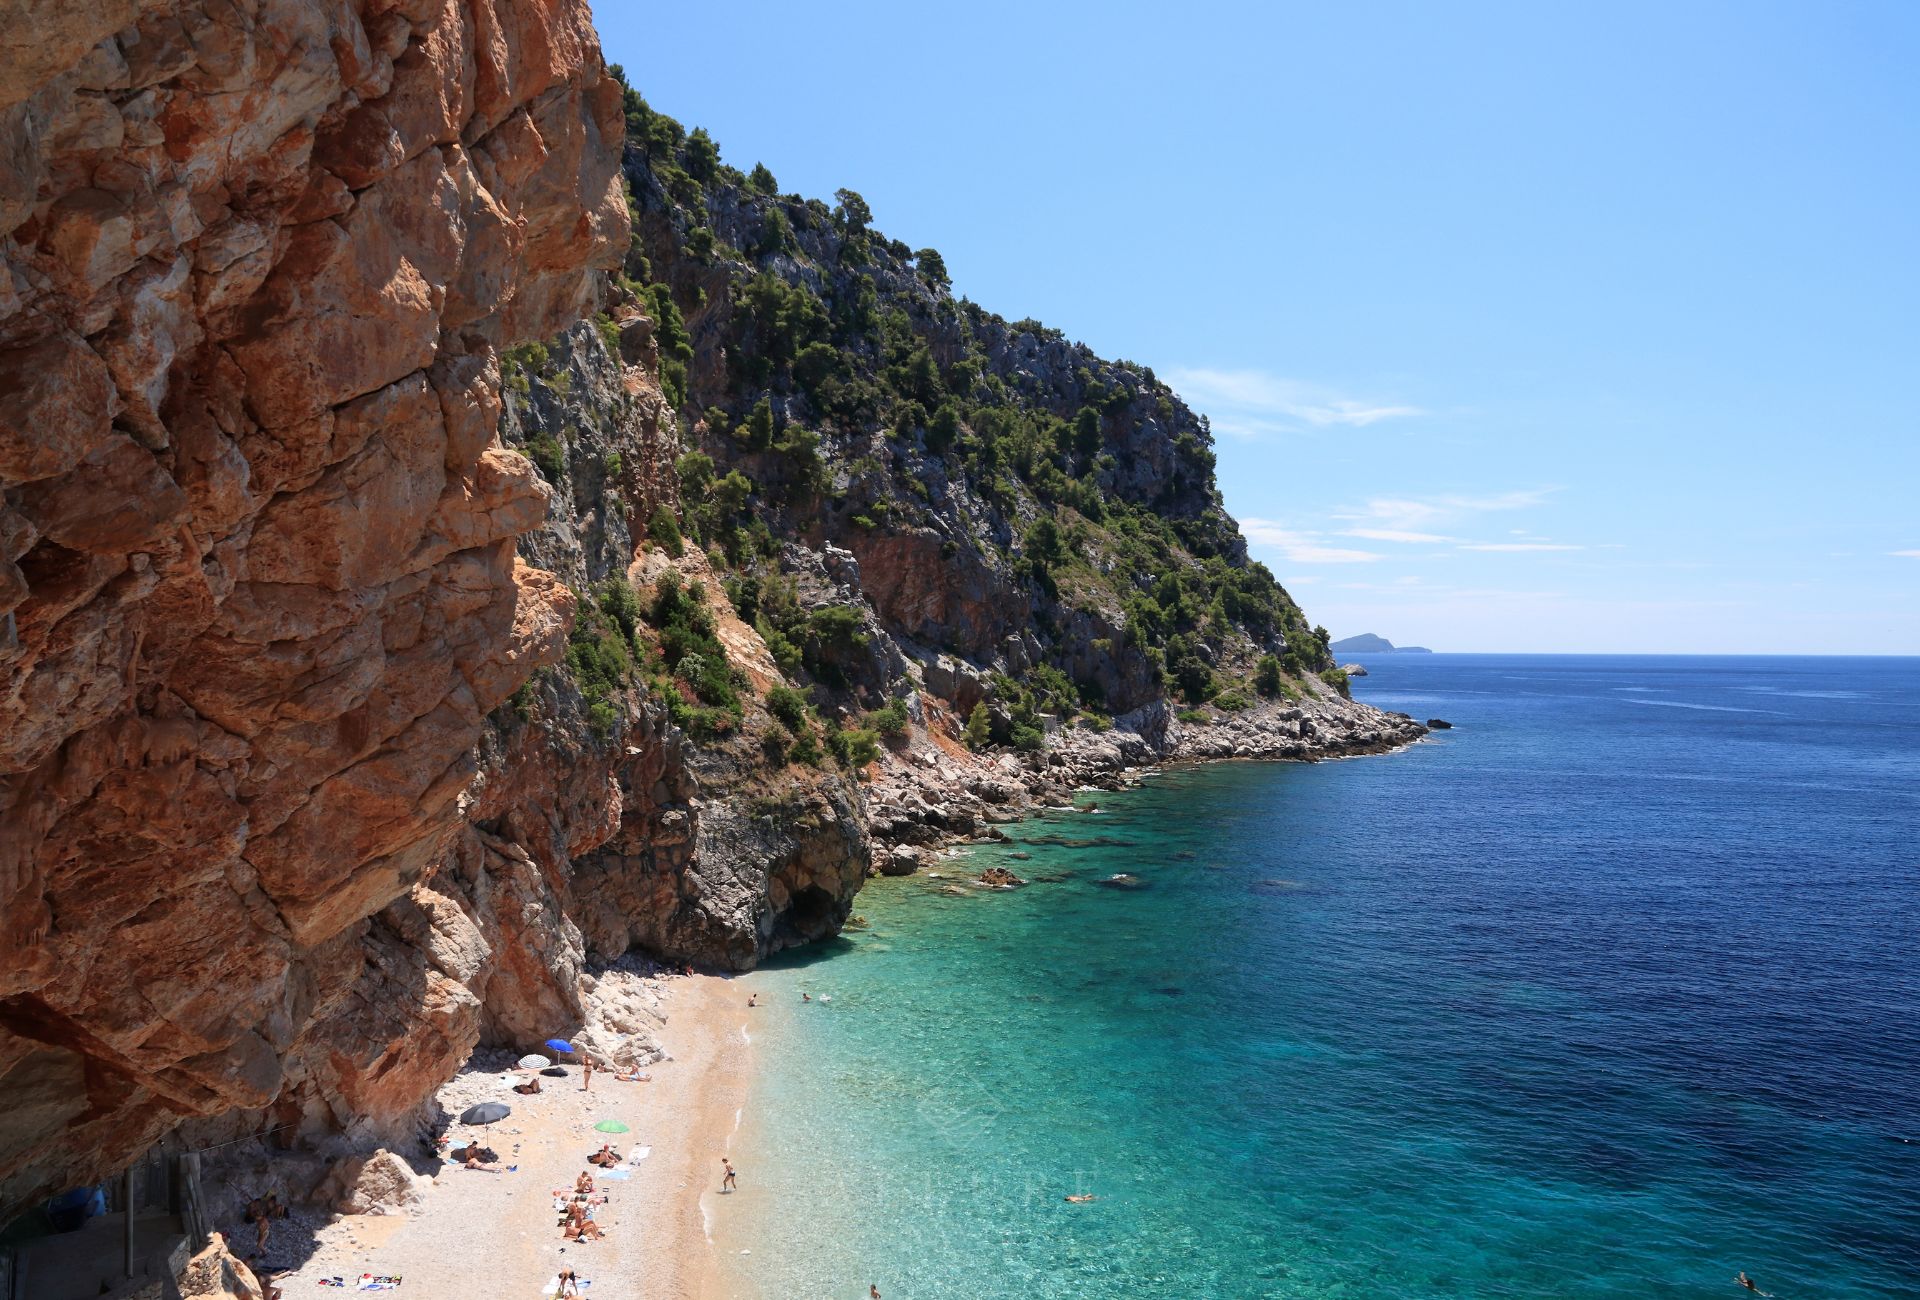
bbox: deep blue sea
[718,656,1920,1298]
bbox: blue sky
[592,1,1919,653]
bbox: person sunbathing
[613,1066,651,1082]
[587,1143,620,1167]
[575,1171,595,1194]
[562,1204,605,1241]
[513,1076,542,1095]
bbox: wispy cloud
[1458,542,1584,553]
[1240,519,1383,564]
[1893,550,1920,558]
[1341,527,1458,544]
[1337,488,1558,531]
[1167,367,1422,438]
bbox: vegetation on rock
[602,67,1337,744]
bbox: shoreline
[250,696,1421,1299]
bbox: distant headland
[1331,633,1434,654]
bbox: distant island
[1331,633,1433,654]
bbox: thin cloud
[1893,550,1920,558]
[1459,542,1584,553]
[1337,488,1557,530]
[1241,519,1383,564]
[1342,527,1458,544]
[1168,367,1422,438]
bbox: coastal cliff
[0,0,627,1220]
[0,2,1418,1227]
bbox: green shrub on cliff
[1255,654,1284,697]
[586,700,620,739]
[525,433,564,481]
[965,702,991,750]
[648,506,685,556]
[868,699,910,738]
[644,571,743,722]
[824,719,881,769]
[565,594,633,731]
[767,684,810,732]
[788,727,823,767]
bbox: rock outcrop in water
[0,2,1421,1228]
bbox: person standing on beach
[721,1158,738,1191]
[582,1057,593,1092]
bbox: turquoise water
[720,657,1919,1298]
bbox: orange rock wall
[0,0,625,1217]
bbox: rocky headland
[0,0,1422,1255]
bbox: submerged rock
[1094,873,1149,891]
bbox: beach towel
[603,1168,631,1180]
[626,1146,651,1163]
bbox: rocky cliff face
[0,0,625,1221]
[0,8,1421,1229]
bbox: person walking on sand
[721,1158,738,1191]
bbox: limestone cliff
[0,0,625,1221]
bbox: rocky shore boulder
[319,1149,430,1216]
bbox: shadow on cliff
[751,935,862,972]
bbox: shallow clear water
[719,656,1920,1298]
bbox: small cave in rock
[776,885,840,946]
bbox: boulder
[318,1149,429,1216]
[1426,718,1454,729]
[879,844,929,877]
[178,1232,265,1300]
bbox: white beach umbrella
[517,1054,550,1070]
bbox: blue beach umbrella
[545,1038,575,1054]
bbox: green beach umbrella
[594,1120,630,1134]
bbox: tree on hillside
[684,127,720,182]
[833,188,872,233]
[914,247,950,288]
